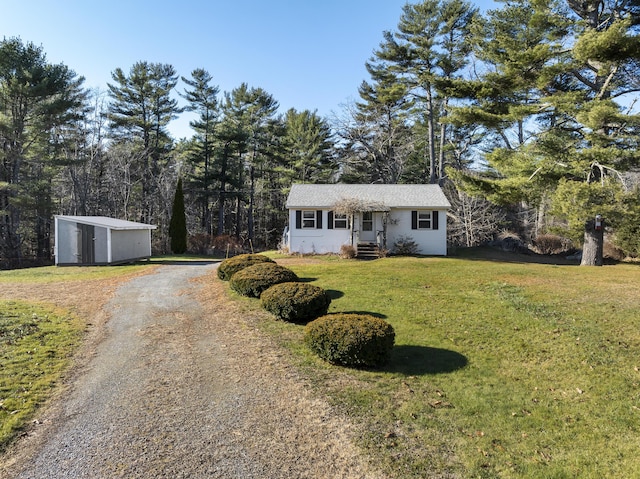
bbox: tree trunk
[580,218,604,266]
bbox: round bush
[261,282,331,323]
[217,253,274,281]
[304,313,395,368]
[229,263,299,298]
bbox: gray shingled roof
[55,216,157,230]
[285,184,451,209]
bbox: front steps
[356,242,380,259]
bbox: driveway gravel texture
[2,263,383,478]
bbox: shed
[54,215,157,266]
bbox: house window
[302,210,316,229]
[417,211,432,229]
[362,211,373,231]
[411,210,439,230]
[333,213,348,229]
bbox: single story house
[284,184,451,256]
[54,215,157,266]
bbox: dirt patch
[1,264,383,478]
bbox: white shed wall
[55,218,79,264]
[111,229,152,263]
[94,226,109,263]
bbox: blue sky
[1,1,494,138]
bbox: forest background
[1,0,639,268]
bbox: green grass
[0,263,149,283]
[0,300,83,451]
[254,252,640,478]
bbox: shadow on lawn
[386,345,468,375]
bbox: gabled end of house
[284,184,450,257]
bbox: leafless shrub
[340,244,356,259]
[188,233,213,254]
[604,240,625,261]
[532,234,573,255]
[445,185,505,248]
[212,235,245,256]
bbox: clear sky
[1,0,434,139]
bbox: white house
[284,184,451,256]
[54,216,157,266]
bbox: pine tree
[449,0,640,260]
[0,37,85,265]
[107,62,182,224]
[371,0,478,183]
[169,178,187,254]
[181,69,220,235]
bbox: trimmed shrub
[261,282,331,323]
[229,263,299,298]
[217,253,274,281]
[304,313,395,368]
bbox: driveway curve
[5,264,381,479]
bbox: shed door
[79,224,95,264]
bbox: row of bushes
[217,253,395,368]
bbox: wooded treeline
[2,0,639,268]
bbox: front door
[360,211,375,242]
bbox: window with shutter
[412,210,435,229]
[302,210,316,229]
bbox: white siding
[287,208,448,256]
[287,210,352,254]
[55,218,80,264]
[111,229,152,263]
[387,209,448,256]
[94,226,109,263]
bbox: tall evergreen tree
[449,0,640,257]
[221,84,280,242]
[281,108,335,183]
[181,69,220,234]
[372,0,478,183]
[0,37,84,265]
[169,177,187,254]
[107,61,182,224]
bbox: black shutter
[296,210,301,229]
[411,210,418,230]
[328,211,334,229]
[316,210,323,229]
[432,210,439,230]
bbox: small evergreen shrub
[217,253,274,281]
[304,313,395,368]
[393,235,419,255]
[261,282,331,323]
[229,263,299,298]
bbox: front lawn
[260,252,640,478]
[0,262,151,451]
[0,301,83,450]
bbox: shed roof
[55,215,157,230]
[286,184,451,209]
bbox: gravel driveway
[4,264,382,479]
